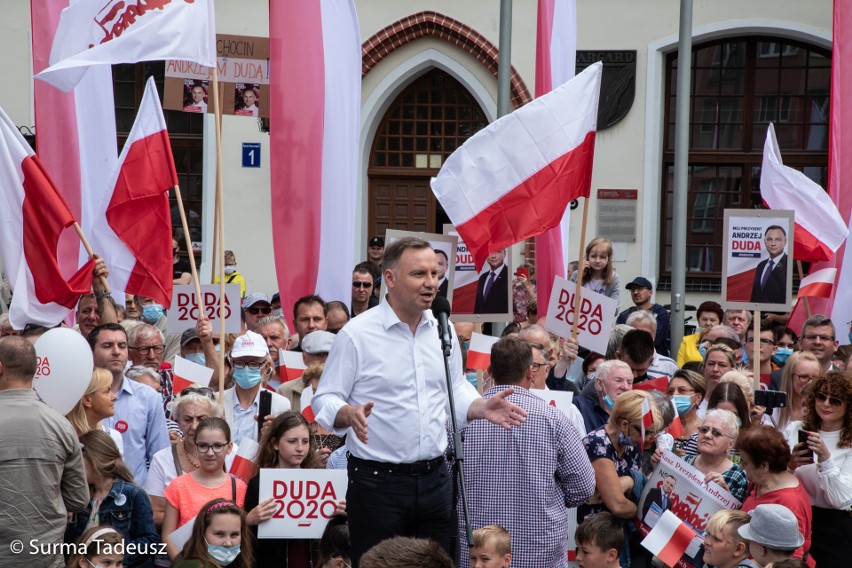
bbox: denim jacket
[66,479,159,568]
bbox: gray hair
[169,390,223,422]
[595,359,631,384]
[127,322,164,346]
[126,365,160,383]
[703,408,740,440]
[707,324,741,343]
[647,389,674,428]
[626,310,658,333]
[518,325,554,360]
[802,314,835,338]
[254,315,291,339]
[606,324,633,359]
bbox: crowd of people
[0,233,850,568]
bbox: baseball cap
[242,293,271,310]
[230,330,269,358]
[369,236,384,247]
[180,328,199,347]
[737,504,804,551]
[626,277,653,290]
[301,330,335,354]
[271,292,280,304]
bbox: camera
[754,389,787,410]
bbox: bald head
[0,336,38,387]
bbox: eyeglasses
[232,360,264,370]
[803,334,834,342]
[746,338,775,346]
[181,386,216,399]
[352,282,373,289]
[793,373,816,383]
[815,391,846,407]
[246,306,272,316]
[129,345,165,355]
[196,443,228,454]
[698,425,733,439]
[530,361,547,371]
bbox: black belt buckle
[408,456,443,475]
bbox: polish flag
[640,395,655,452]
[667,398,684,439]
[534,0,578,316]
[431,62,601,269]
[632,376,669,393]
[173,356,214,394]
[36,0,216,92]
[0,106,95,328]
[760,123,847,262]
[89,77,177,307]
[279,350,307,382]
[228,437,259,482]
[797,268,836,299]
[641,510,696,568]
[301,385,316,423]
[270,0,359,323]
[466,332,500,371]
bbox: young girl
[163,418,247,561]
[65,430,158,568]
[244,411,331,566]
[173,498,253,568]
[65,368,123,453]
[570,237,621,304]
[66,526,124,568]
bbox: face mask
[465,372,477,387]
[771,347,793,367]
[672,395,694,416]
[741,350,749,365]
[214,344,222,354]
[586,372,596,383]
[224,265,237,275]
[207,542,240,565]
[233,366,263,389]
[698,343,708,359]
[618,430,633,448]
[603,394,615,410]
[142,304,164,323]
[184,352,205,366]
[272,308,283,317]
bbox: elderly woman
[698,344,736,416]
[683,409,748,503]
[737,425,814,566]
[676,301,724,367]
[667,369,707,458]
[787,372,852,567]
[775,352,820,432]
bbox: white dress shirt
[313,299,480,463]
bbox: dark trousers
[810,506,852,568]
[347,458,453,566]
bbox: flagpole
[72,222,110,294]
[212,66,227,399]
[753,310,761,394]
[796,260,812,317]
[571,197,590,339]
[173,184,205,316]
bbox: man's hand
[196,317,214,343]
[335,403,374,443]
[92,255,110,292]
[470,388,527,429]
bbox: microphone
[431,296,453,356]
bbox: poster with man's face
[721,209,794,311]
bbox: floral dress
[578,426,642,524]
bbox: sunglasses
[181,386,216,399]
[698,425,733,439]
[815,391,846,407]
[246,306,272,315]
[352,281,373,289]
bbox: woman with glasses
[787,372,852,567]
[682,409,748,503]
[775,352,820,433]
[666,369,707,458]
[737,425,814,566]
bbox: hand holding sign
[34,328,94,415]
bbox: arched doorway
[368,69,488,236]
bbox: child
[163,418,247,560]
[571,237,621,305]
[575,512,623,568]
[317,513,350,568]
[469,525,512,568]
[66,526,124,568]
[173,498,253,568]
[65,430,158,568]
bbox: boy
[702,509,756,568]
[575,512,622,568]
[470,525,512,568]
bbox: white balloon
[33,328,94,415]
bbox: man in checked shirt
[458,336,596,568]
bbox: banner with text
[257,469,347,539]
[544,276,616,354]
[167,284,241,334]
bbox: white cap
[230,330,269,358]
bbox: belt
[349,455,445,475]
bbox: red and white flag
[632,376,669,393]
[466,332,500,371]
[228,438,259,482]
[36,0,216,92]
[667,398,684,439]
[797,268,837,299]
[270,0,359,323]
[641,510,696,568]
[761,123,847,262]
[89,77,177,307]
[279,350,307,383]
[640,395,654,452]
[301,385,316,423]
[431,62,601,269]
[534,0,577,316]
[173,355,214,394]
[0,106,95,328]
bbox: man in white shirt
[313,237,526,564]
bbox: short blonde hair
[224,250,236,264]
[608,390,663,432]
[472,525,511,556]
[721,370,754,404]
[706,509,750,541]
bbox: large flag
[431,62,601,270]
[89,77,177,307]
[789,1,852,339]
[760,123,847,262]
[534,0,578,316]
[0,106,95,328]
[270,0,359,324]
[36,0,216,92]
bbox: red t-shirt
[741,482,815,567]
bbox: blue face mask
[207,543,240,565]
[741,350,749,365]
[142,304,164,323]
[672,395,694,416]
[698,343,708,359]
[771,347,793,367]
[603,394,615,410]
[233,366,263,389]
[184,352,205,366]
[465,371,477,387]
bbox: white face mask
[224,265,237,275]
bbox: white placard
[34,328,95,415]
[167,284,241,334]
[530,388,573,409]
[168,520,195,553]
[257,469,348,539]
[544,276,617,354]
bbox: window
[660,37,830,290]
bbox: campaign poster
[721,209,794,311]
[257,469,348,539]
[167,284,242,334]
[637,450,742,568]
[379,230,457,306]
[443,224,514,323]
[544,276,617,354]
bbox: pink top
[741,482,814,567]
[164,473,247,527]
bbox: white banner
[257,469,347,539]
[167,284,241,334]
[544,276,617,354]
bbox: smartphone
[516,267,530,280]
[754,389,787,409]
[797,429,815,463]
[258,389,272,439]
